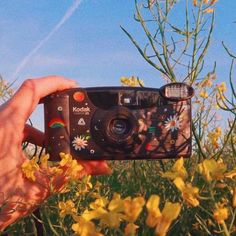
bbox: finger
[23,124,45,147]
[8,76,77,126]
[78,160,112,175]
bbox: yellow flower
[209,0,218,6]
[161,157,188,180]
[199,90,209,99]
[58,200,77,218]
[90,197,108,210]
[198,159,226,182]
[40,154,49,169]
[207,127,222,149]
[59,152,73,166]
[124,197,145,223]
[120,76,144,87]
[81,208,106,222]
[146,195,181,236]
[204,8,214,13]
[224,166,236,179]
[59,153,83,180]
[124,223,139,236]
[82,194,126,229]
[155,202,181,236]
[213,205,228,224]
[76,175,93,195]
[99,210,124,228]
[21,156,39,181]
[200,77,213,87]
[108,193,125,212]
[146,195,161,228]
[174,177,199,207]
[217,82,227,93]
[68,160,83,180]
[193,0,198,6]
[49,166,63,176]
[72,216,103,236]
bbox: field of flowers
[1,0,236,235]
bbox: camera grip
[44,94,70,161]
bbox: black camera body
[44,83,194,161]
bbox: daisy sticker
[72,135,88,151]
[164,114,181,132]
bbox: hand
[0,76,111,231]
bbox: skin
[0,76,111,231]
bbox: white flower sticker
[72,135,88,151]
[164,114,181,132]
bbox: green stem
[222,221,230,236]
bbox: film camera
[43,83,194,161]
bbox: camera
[43,83,194,161]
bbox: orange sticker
[73,92,85,102]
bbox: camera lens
[110,118,130,136]
[91,106,139,153]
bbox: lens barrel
[91,106,138,152]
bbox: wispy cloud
[11,0,84,80]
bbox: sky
[0,0,235,130]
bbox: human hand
[0,76,111,230]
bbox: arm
[0,76,111,231]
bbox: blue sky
[0,0,235,129]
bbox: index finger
[7,76,77,127]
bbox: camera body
[44,83,194,161]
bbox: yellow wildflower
[120,76,144,87]
[198,159,226,182]
[161,157,188,180]
[224,166,236,179]
[209,0,218,6]
[108,193,125,212]
[94,181,102,191]
[213,205,228,224]
[124,196,145,223]
[21,156,39,181]
[81,208,106,222]
[49,166,63,176]
[146,195,161,228]
[58,200,77,218]
[204,8,214,13]
[193,0,198,6]
[72,216,103,236]
[146,195,181,236]
[99,210,124,228]
[217,82,227,93]
[90,197,109,210]
[76,175,93,195]
[59,152,73,166]
[124,223,139,236]
[199,90,209,99]
[207,127,222,149]
[68,160,83,180]
[174,177,199,207]
[40,154,49,169]
[200,76,213,87]
[82,194,126,229]
[155,202,181,236]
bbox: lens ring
[109,118,131,137]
